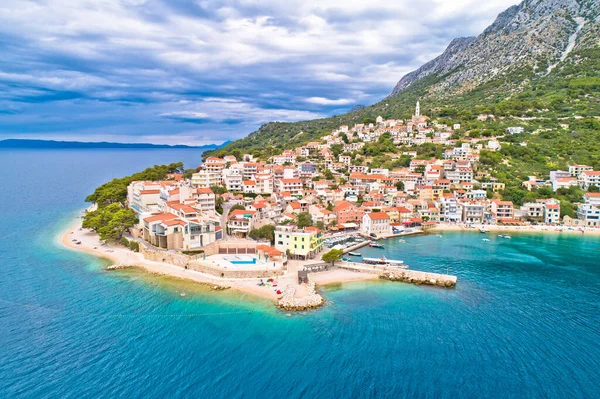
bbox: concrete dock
[333,261,457,288]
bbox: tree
[210,185,227,194]
[248,225,276,244]
[86,162,183,207]
[323,169,334,180]
[588,185,600,193]
[322,249,344,267]
[395,181,405,191]
[82,203,137,242]
[183,168,196,179]
[296,212,313,228]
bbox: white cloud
[305,97,354,105]
[0,0,520,143]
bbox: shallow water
[1,149,599,398]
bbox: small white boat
[503,235,511,239]
[482,238,490,242]
[348,252,362,257]
[398,239,406,243]
[435,234,443,238]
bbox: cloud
[0,0,519,145]
[305,97,354,106]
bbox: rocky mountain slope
[390,0,600,97]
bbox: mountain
[0,139,229,150]
[207,0,600,158]
[390,0,600,97]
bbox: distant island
[0,139,230,150]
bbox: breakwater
[277,282,324,311]
[336,261,457,288]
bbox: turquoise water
[1,149,599,398]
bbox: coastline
[58,215,382,307]
[429,223,600,236]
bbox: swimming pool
[224,256,258,265]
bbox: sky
[0,0,519,146]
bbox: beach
[59,216,380,304]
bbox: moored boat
[348,252,362,256]
[369,242,384,248]
[363,257,406,268]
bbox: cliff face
[389,0,600,97]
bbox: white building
[361,212,391,236]
[577,193,600,226]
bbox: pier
[305,260,457,288]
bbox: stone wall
[140,246,283,279]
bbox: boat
[503,235,511,239]
[480,228,488,233]
[368,242,384,248]
[398,239,406,243]
[497,234,504,238]
[482,238,490,242]
[435,234,443,238]
[342,257,350,262]
[363,257,407,268]
[348,252,362,257]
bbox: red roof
[196,187,213,194]
[139,189,160,195]
[143,213,178,223]
[162,219,187,226]
[332,200,355,211]
[280,178,302,184]
[367,212,389,221]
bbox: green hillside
[205,47,600,162]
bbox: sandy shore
[430,223,600,236]
[59,216,380,304]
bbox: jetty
[303,259,457,288]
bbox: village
[69,102,600,310]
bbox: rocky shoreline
[277,282,325,311]
[380,271,456,288]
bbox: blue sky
[0,0,518,145]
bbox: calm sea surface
[0,148,599,398]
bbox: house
[191,170,221,187]
[578,171,600,190]
[490,200,514,222]
[361,212,391,237]
[274,225,323,260]
[577,193,600,226]
[569,164,593,177]
[227,209,257,237]
[461,201,486,223]
[506,127,525,134]
[192,188,216,214]
[277,178,303,195]
[332,200,363,224]
[142,212,221,250]
[544,203,561,225]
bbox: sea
[0,148,599,398]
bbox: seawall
[335,261,457,288]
